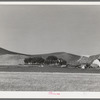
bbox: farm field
[0,71,100,91]
[0,65,100,73]
[0,65,100,91]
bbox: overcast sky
[0,5,100,55]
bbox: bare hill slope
[0,47,81,65]
[35,52,81,63]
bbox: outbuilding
[91,59,100,67]
[79,64,87,69]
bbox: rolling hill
[0,47,81,65]
[78,54,100,65]
[32,52,81,63]
[88,54,100,64]
[0,47,31,56]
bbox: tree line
[24,56,67,66]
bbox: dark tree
[45,56,58,65]
[46,56,58,61]
[28,57,33,64]
[58,58,67,65]
[24,57,32,64]
[24,57,45,65]
[37,57,45,64]
[24,58,29,64]
[31,57,45,65]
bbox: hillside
[32,52,81,63]
[0,54,27,65]
[88,54,100,64]
[0,47,30,56]
[0,47,17,55]
[78,56,89,64]
[0,47,81,65]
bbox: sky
[0,5,100,55]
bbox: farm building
[60,65,66,68]
[77,56,89,69]
[79,64,87,69]
[91,59,100,68]
[91,63,99,68]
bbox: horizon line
[0,47,97,57]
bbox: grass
[0,65,100,91]
[0,65,100,73]
[0,72,100,91]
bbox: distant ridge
[1,47,100,66]
[0,47,31,56]
[0,47,17,55]
[34,52,81,63]
[0,47,81,65]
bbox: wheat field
[0,72,100,91]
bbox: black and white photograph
[0,2,100,94]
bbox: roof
[91,63,99,67]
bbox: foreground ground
[0,65,100,73]
[0,71,100,91]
